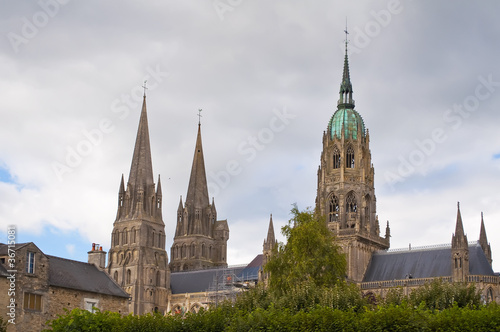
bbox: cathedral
[104,37,498,313]
[3,36,498,332]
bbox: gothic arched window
[202,243,206,258]
[486,288,494,303]
[346,146,355,168]
[131,227,136,243]
[191,243,196,258]
[122,228,128,245]
[156,271,161,286]
[346,192,357,213]
[126,269,131,284]
[114,271,118,282]
[328,195,339,222]
[364,195,371,225]
[333,146,341,169]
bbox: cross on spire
[142,80,148,97]
[198,109,202,125]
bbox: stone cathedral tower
[107,95,170,315]
[169,123,229,272]
[315,41,390,282]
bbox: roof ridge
[47,255,96,266]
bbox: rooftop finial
[344,17,349,55]
[142,80,148,97]
[198,109,202,125]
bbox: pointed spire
[338,22,355,109]
[178,195,183,210]
[454,202,465,238]
[266,214,276,245]
[452,202,468,248]
[128,95,155,190]
[479,212,488,243]
[119,174,125,194]
[156,175,162,196]
[478,212,492,266]
[185,123,210,209]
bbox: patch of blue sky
[0,164,14,184]
[493,153,500,160]
[0,226,92,264]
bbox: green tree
[264,204,347,295]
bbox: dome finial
[338,19,354,109]
[344,17,349,57]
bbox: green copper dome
[328,108,365,140]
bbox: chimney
[87,243,107,270]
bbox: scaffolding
[206,267,244,307]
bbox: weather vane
[198,109,202,125]
[142,80,148,97]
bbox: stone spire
[185,124,209,211]
[451,202,469,282]
[264,214,276,247]
[479,212,492,266]
[128,95,155,190]
[452,202,467,247]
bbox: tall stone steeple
[260,214,277,282]
[315,33,389,282]
[108,94,170,315]
[451,202,469,282]
[478,212,492,266]
[170,122,229,272]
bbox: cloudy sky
[1,1,500,272]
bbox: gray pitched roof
[0,264,10,277]
[237,254,262,281]
[170,266,246,294]
[363,242,495,282]
[48,255,129,298]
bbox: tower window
[346,146,355,168]
[123,229,128,245]
[346,192,357,213]
[328,195,339,222]
[333,146,341,169]
[126,269,131,284]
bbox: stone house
[0,242,129,332]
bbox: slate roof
[170,265,246,294]
[237,254,262,281]
[0,264,10,277]
[363,242,495,282]
[48,255,129,298]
